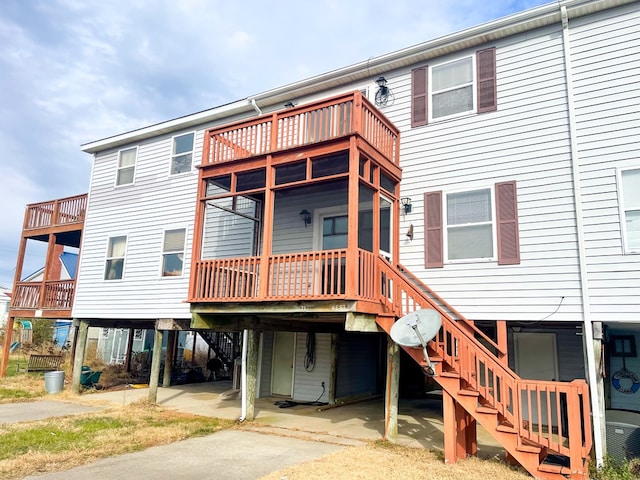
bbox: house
[0,286,10,329]
[3,0,639,478]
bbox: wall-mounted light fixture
[284,101,297,108]
[299,209,312,227]
[406,224,414,241]
[375,76,394,107]
[401,197,412,214]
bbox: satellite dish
[390,309,442,376]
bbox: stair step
[496,423,518,434]
[516,443,542,454]
[476,406,498,415]
[538,463,570,475]
[457,389,479,397]
[439,371,460,379]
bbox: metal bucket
[44,370,65,394]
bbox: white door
[271,332,295,396]
[515,332,560,428]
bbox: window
[322,216,348,250]
[162,228,186,276]
[446,189,493,260]
[170,133,195,175]
[412,47,496,127]
[620,168,640,252]
[104,235,127,280]
[133,329,144,341]
[432,57,474,119]
[116,147,137,186]
[424,181,519,267]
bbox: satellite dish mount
[389,309,442,377]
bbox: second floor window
[432,56,474,119]
[170,133,195,175]
[104,235,127,280]
[116,147,137,186]
[162,228,186,276]
[620,168,640,253]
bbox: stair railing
[376,256,592,461]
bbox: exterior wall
[335,332,381,399]
[607,327,640,411]
[383,22,583,322]
[73,129,203,319]
[571,3,640,323]
[272,184,348,254]
[292,332,331,403]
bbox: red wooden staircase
[375,258,592,480]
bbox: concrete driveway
[22,429,343,480]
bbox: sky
[0,0,550,288]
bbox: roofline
[81,0,632,154]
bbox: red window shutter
[411,67,428,127]
[424,191,443,268]
[477,48,497,113]
[496,181,520,265]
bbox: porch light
[284,101,296,108]
[401,197,412,214]
[299,209,312,227]
[375,76,394,106]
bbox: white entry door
[271,332,295,397]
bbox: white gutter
[239,329,248,422]
[80,0,632,154]
[560,5,604,466]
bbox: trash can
[44,370,65,394]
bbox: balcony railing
[201,92,399,167]
[191,249,377,302]
[24,194,87,231]
[11,280,75,311]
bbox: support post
[163,330,176,387]
[244,329,260,421]
[0,316,16,377]
[329,333,338,405]
[124,327,135,373]
[71,320,89,394]
[148,328,164,403]
[444,390,476,463]
[384,337,400,442]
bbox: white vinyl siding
[170,132,195,175]
[292,332,331,403]
[390,22,584,321]
[116,147,137,186]
[74,129,204,319]
[570,3,640,322]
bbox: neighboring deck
[10,193,87,318]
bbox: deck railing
[11,280,75,311]
[24,194,87,231]
[202,92,399,166]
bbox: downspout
[239,329,249,421]
[249,98,262,116]
[560,4,604,466]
